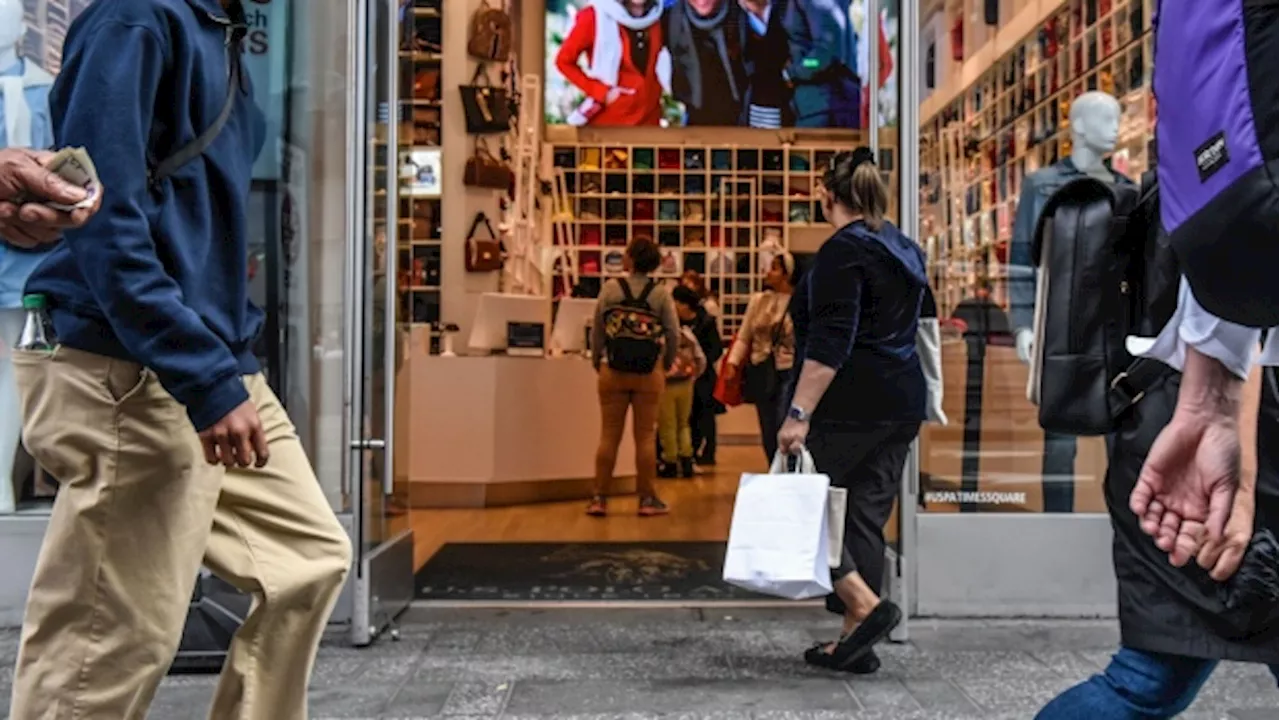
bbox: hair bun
[851,147,875,167]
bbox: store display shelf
[920,0,1154,319]
[390,0,445,329]
[549,141,899,339]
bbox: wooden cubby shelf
[550,142,893,340]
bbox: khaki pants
[594,365,663,498]
[9,347,352,720]
[658,378,694,462]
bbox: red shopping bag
[713,334,744,407]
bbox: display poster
[399,148,443,198]
[21,0,290,179]
[544,0,898,129]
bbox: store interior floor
[402,444,759,571]
[386,440,904,602]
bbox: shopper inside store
[0,0,1272,717]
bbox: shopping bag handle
[769,449,816,475]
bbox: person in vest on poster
[5,1,353,718]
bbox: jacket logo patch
[1194,132,1229,182]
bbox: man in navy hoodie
[8,1,351,718]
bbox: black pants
[808,422,920,593]
[756,392,783,464]
[691,378,717,460]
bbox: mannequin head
[1068,92,1121,158]
[0,0,23,70]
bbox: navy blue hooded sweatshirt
[787,219,929,425]
[27,0,266,431]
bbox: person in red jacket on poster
[555,0,667,127]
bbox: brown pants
[9,347,352,720]
[594,365,664,498]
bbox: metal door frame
[345,0,414,647]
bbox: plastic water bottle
[16,294,56,351]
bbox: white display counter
[394,353,637,508]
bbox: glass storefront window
[915,0,1155,515]
[3,0,351,515]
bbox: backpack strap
[148,28,243,189]
[616,277,637,303]
[1108,357,1175,420]
[635,280,657,304]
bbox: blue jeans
[1037,647,1279,719]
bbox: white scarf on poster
[567,0,671,126]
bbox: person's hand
[605,86,635,104]
[724,362,740,384]
[1194,483,1255,582]
[1015,328,1035,364]
[1130,404,1241,567]
[0,149,100,248]
[777,417,809,456]
[198,400,270,469]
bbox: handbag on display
[467,0,514,61]
[460,66,512,135]
[410,107,440,145]
[413,69,440,102]
[464,139,514,190]
[465,212,504,272]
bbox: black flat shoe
[803,644,881,674]
[828,601,901,670]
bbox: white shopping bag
[723,450,834,600]
[826,486,848,569]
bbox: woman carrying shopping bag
[724,253,798,462]
[776,148,929,674]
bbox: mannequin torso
[1009,92,1129,351]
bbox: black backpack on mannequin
[1027,169,1179,436]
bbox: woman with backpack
[724,252,798,463]
[588,236,681,517]
[776,148,928,673]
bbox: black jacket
[787,220,928,425]
[1106,368,1278,663]
[685,308,723,389]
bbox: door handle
[351,438,387,451]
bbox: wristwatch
[787,405,810,422]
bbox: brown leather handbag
[413,69,440,101]
[464,139,514,190]
[465,212,504,272]
[468,1,513,61]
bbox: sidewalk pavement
[12,608,1280,718]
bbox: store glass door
[902,0,1117,618]
[346,0,414,647]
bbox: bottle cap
[21,294,47,310]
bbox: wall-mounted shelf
[920,0,1154,318]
